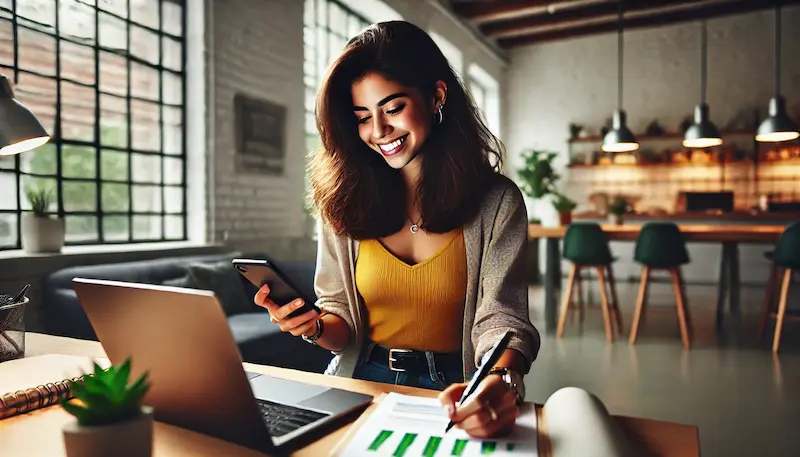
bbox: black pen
[444,330,513,433]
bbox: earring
[434,104,444,124]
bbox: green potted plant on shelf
[21,186,64,253]
[517,149,559,199]
[607,196,628,225]
[552,192,578,226]
[61,358,153,457]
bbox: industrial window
[0,0,187,250]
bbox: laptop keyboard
[256,398,330,438]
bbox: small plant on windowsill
[21,186,65,253]
[607,196,628,225]
[552,192,577,226]
[61,358,153,457]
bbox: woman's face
[351,72,436,170]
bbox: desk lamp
[0,73,50,156]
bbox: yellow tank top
[355,230,467,353]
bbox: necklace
[408,215,422,233]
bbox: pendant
[410,224,419,233]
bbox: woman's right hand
[254,284,320,337]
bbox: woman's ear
[433,80,448,109]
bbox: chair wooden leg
[596,266,614,342]
[773,268,793,353]
[606,263,623,335]
[676,268,693,339]
[557,264,579,338]
[629,266,650,345]
[670,268,691,350]
[758,266,778,339]
[575,274,585,325]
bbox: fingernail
[294,300,304,308]
[445,405,454,418]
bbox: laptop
[72,277,373,453]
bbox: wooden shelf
[567,159,754,169]
[568,129,756,144]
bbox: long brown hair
[308,20,503,239]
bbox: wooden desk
[529,224,785,334]
[0,333,700,456]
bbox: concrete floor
[523,279,800,457]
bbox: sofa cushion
[187,261,253,316]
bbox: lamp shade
[602,110,639,153]
[683,103,722,148]
[756,96,799,142]
[0,74,50,156]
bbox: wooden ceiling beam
[481,0,697,37]
[452,0,614,25]
[496,0,797,47]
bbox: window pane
[60,0,96,43]
[98,0,127,19]
[62,145,96,179]
[98,12,127,50]
[101,150,129,181]
[103,215,129,241]
[0,172,17,210]
[131,100,160,151]
[163,107,182,155]
[100,94,128,147]
[18,28,56,76]
[133,215,162,240]
[20,177,57,211]
[99,51,128,96]
[163,157,182,185]
[0,21,11,68]
[131,62,160,101]
[17,0,56,27]
[132,185,161,212]
[63,181,96,212]
[163,72,182,105]
[132,153,161,183]
[165,215,183,239]
[61,82,96,141]
[164,186,183,213]
[162,36,182,71]
[14,73,57,136]
[21,143,57,176]
[0,213,18,248]
[61,41,96,85]
[131,0,159,30]
[102,183,129,211]
[66,215,98,242]
[162,1,183,36]
[131,26,159,65]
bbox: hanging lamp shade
[603,0,637,153]
[683,20,722,149]
[0,74,50,156]
[603,110,638,152]
[756,4,798,143]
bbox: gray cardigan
[313,174,540,381]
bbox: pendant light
[683,20,722,148]
[756,3,799,143]
[0,73,50,155]
[602,0,638,153]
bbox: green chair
[557,223,623,342]
[629,222,693,349]
[757,222,800,353]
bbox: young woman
[255,20,540,438]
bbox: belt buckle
[388,348,413,372]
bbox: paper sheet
[338,393,538,457]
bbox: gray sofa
[41,252,333,373]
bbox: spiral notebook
[0,355,110,420]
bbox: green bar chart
[422,436,443,457]
[369,430,394,451]
[365,430,521,456]
[481,442,496,455]
[451,439,469,456]
[392,433,417,457]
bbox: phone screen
[232,259,319,317]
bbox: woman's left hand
[438,375,519,439]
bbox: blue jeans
[352,343,464,391]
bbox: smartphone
[231,258,321,319]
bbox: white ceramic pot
[607,213,624,225]
[21,214,65,253]
[63,406,154,457]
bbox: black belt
[367,344,462,374]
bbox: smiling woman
[256,21,540,440]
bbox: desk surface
[529,223,785,243]
[1,333,700,456]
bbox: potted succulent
[21,186,64,253]
[61,358,153,457]
[607,196,628,225]
[552,193,577,226]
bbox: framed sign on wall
[234,93,287,175]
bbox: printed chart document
[337,393,538,457]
